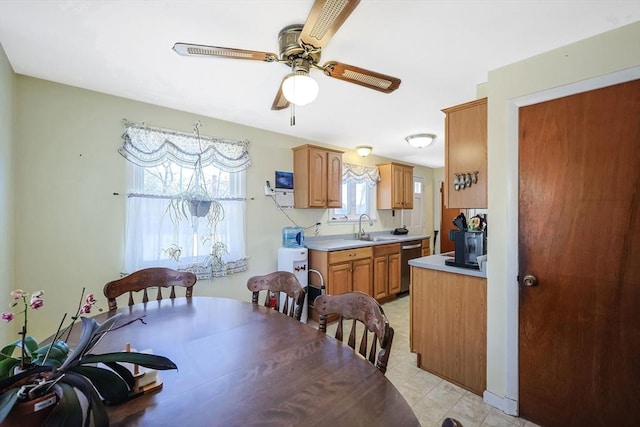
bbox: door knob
[523,274,538,287]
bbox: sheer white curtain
[120,120,250,279]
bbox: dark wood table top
[75,297,418,426]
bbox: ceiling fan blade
[271,82,290,111]
[299,0,360,51]
[322,61,401,93]
[173,43,278,62]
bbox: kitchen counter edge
[304,233,430,251]
[409,254,487,278]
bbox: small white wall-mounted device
[264,180,275,196]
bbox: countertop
[304,232,430,251]
[409,253,487,278]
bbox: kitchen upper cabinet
[442,98,487,209]
[377,162,414,209]
[292,144,343,208]
[373,243,401,300]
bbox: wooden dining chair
[313,291,394,374]
[103,267,197,311]
[246,271,306,321]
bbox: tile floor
[310,294,541,427]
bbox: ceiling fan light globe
[282,72,319,106]
[406,133,436,148]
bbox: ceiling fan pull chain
[290,103,296,126]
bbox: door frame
[500,66,640,414]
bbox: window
[120,121,250,279]
[330,163,379,223]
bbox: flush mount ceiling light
[355,145,373,157]
[406,133,436,148]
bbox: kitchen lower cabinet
[410,266,486,395]
[421,238,431,257]
[308,247,373,321]
[373,243,401,301]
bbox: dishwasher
[400,240,423,293]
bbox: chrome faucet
[358,213,373,239]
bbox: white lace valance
[343,163,380,187]
[119,120,251,172]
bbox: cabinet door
[421,238,431,257]
[411,267,486,395]
[373,255,388,299]
[444,98,487,208]
[391,164,404,209]
[326,151,342,208]
[387,253,401,294]
[352,258,372,296]
[402,166,414,209]
[308,147,327,207]
[327,262,352,295]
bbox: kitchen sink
[346,236,399,242]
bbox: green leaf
[57,372,109,427]
[104,361,135,390]
[1,341,20,358]
[0,358,20,380]
[33,340,70,366]
[69,365,131,404]
[0,388,19,424]
[44,382,83,427]
[79,352,178,371]
[22,336,39,356]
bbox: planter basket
[0,392,58,427]
[188,200,211,217]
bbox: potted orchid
[0,289,178,426]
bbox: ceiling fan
[172,0,401,112]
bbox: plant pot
[0,392,58,427]
[188,199,211,217]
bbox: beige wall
[10,76,434,340]
[0,43,15,344]
[485,21,640,410]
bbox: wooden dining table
[69,296,419,426]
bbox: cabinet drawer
[328,247,373,264]
[373,243,401,257]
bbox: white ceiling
[1,1,638,168]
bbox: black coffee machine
[444,213,487,270]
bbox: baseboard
[483,390,518,416]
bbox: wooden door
[388,253,401,294]
[308,147,327,207]
[440,182,460,253]
[352,258,372,295]
[518,79,640,427]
